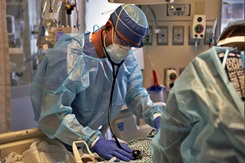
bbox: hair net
[110,4,148,47]
[217,20,245,51]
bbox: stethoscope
[101,29,141,159]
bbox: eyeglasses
[115,30,143,48]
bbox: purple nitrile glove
[91,138,134,162]
[154,116,161,130]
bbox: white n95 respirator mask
[103,28,131,63]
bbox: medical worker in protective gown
[151,20,245,163]
[30,4,163,162]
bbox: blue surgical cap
[110,4,148,47]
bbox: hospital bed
[0,128,75,162]
[101,102,165,142]
[0,103,164,161]
[0,122,151,162]
[0,128,49,160]
[109,108,154,142]
[0,128,48,159]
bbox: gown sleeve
[30,34,101,150]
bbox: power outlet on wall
[173,26,184,45]
[164,68,178,89]
[188,26,200,46]
[157,26,168,45]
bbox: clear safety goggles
[115,30,143,48]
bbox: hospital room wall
[140,0,221,88]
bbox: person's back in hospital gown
[151,20,245,163]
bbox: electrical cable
[194,39,198,55]
[209,18,217,47]
[145,42,164,86]
[147,5,158,29]
[143,5,164,85]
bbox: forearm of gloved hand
[91,137,134,162]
